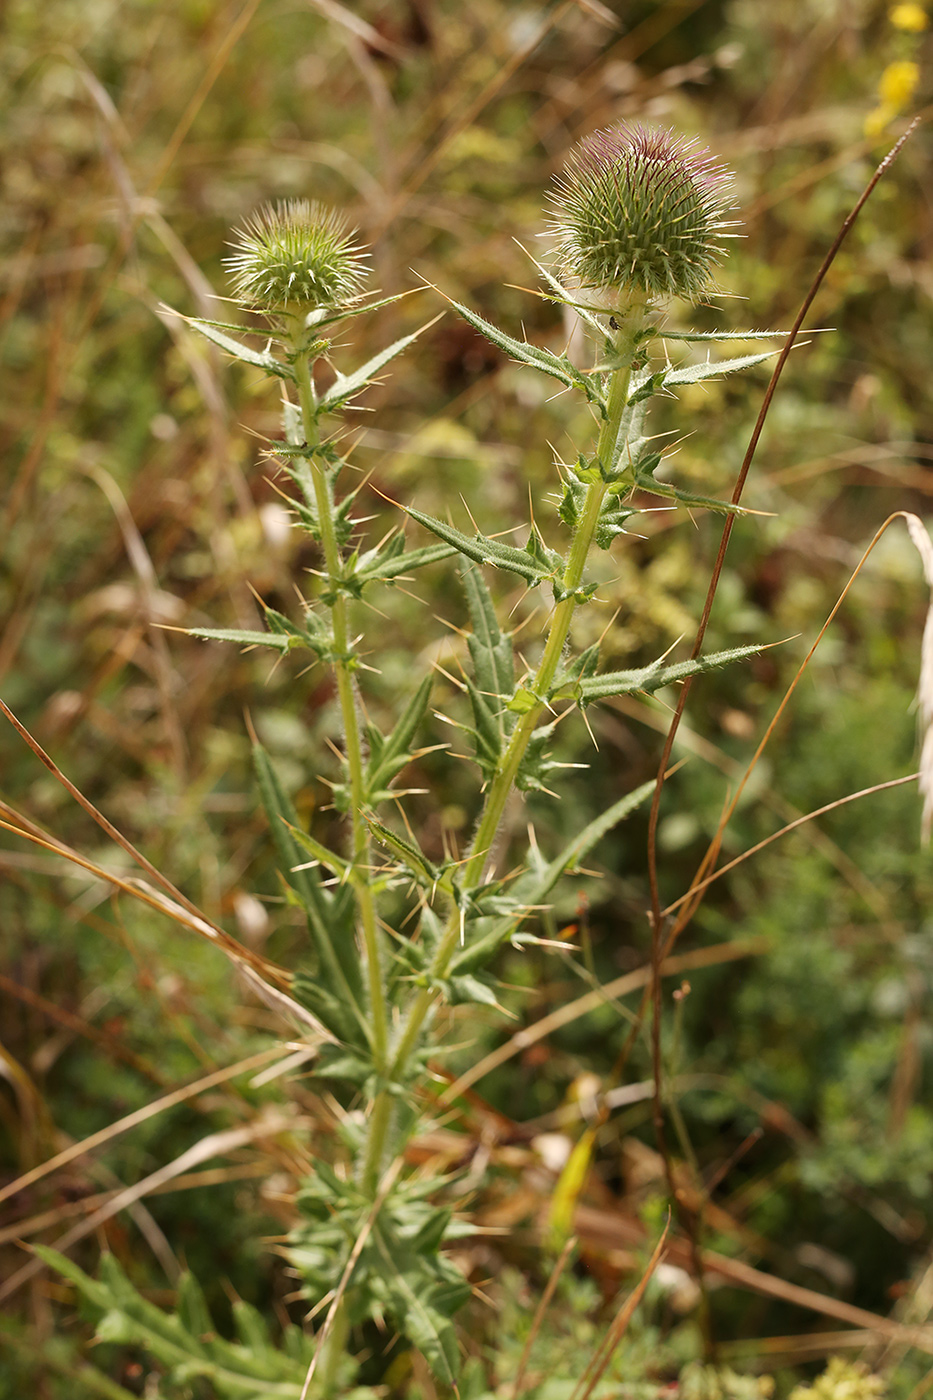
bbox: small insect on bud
[224,199,369,314]
[548,123,736,303]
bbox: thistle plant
[41,129,790,1393]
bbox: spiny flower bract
[548,123,736,302]
[225,200,369,312]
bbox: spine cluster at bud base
[224,198,369,314]
[548,122,736,303]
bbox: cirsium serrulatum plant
[42,125,787,1394]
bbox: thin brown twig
[661,772,918,918]
[571,1220,669,1400]
[663,509,922,954]
[511,1234,577,1400]
[0,700,280,982]
[642,116,921,1333]
[0,1046,283,1207]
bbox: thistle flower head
[224,199,369,313]
[548,123,736,303]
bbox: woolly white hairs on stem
[905,513,933,839]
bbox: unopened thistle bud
[548,123,736,303]
[225,199,369,314]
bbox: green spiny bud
[548,123,736,302]
[224,199,369,313]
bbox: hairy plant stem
[292,331,389,1132]
[362,311,644,1178]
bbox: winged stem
[364,308,645,1176]
[291,328,389,1107]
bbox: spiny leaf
[367,675,434,796]
[185,626,292,653]
[186,318,295,380]
[462,565,514,701]
[318,319,436,412]
[449,780,655,974]
[442,293,607,410]
[520,249,611,345]
[371,1234,462,1387]
[632,467,752,517]
[657,328,789,342]
[305,287,420,333]
[253,744,366,1043]
[36,1249,309,1396]
[286,823,351,881]
[578,642,765,703]
[355,540,458,584]
[406,506,557,584]
[366,814,441,887]
[661,348,778,386]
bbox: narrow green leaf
[632,471,752,517]
[406,506,555,584]
[366,815,440,886]
[661,349,777,386]
[357,541,458,584]
[579,642,765,702]
[185,627,291,652]
[253,743,366,1039]
[318,321,434,412]
[521,251,610,344]
[307,287,419,332]
[367,675,434,795]
[449,780,654,974]
[657,328,789,342]
[186,318,295,380]
[530,779,657,903]
[286,823,350,880]
[444,294,606,409]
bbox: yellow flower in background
[879,58,921,106]
[890,2,928,31]
[865,103,897,136]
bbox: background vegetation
[2,0,933,1394]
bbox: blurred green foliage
[2,0,933,1394]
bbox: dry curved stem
[0,813,296,996]
[663,775,918,918]
[511,1233,578,1400]
[0,1045,284,1207]
[571,1218,669,1400]
[0,700,284,983]
[664,509,929,946]
[642,117,921,1333]
[1,1109,305,1306]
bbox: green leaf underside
[406,506,557,583]
[660,348,778,386]
[186,626,291,652]
[462,565,514,700]
[658,328,788,342]
[187,318,295,380]
[578,642,765,702]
